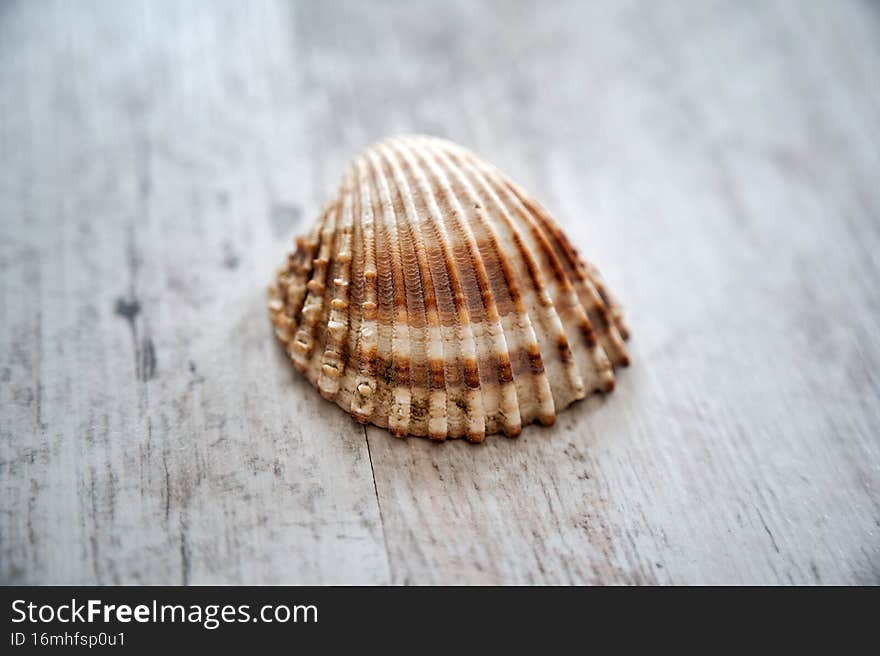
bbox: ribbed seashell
[269,135,629,442]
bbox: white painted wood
[0,0,389,585]
[1,0,878,584]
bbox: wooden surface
[2,0,879,585]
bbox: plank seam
[363,427,392,583]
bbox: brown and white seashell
[269,135,629,442]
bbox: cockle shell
[269,135,629,442]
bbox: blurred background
[1,0,878,584]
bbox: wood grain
[1,0,878,584]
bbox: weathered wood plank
[0,0,389,585]
[357,0,880,584]
[1,0,879,585]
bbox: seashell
[269,135,629,442]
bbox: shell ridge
[367,155,396,429]
[497,172,613,393]
[422,142,557,428]
[378,146,449,440]
[434,153,562,425]
[317,167,357,399]
[366,147,413,437]
[437,142,583,413]
[310,199,347,385]
[504,178,629,368]
[585,260,631,341]
[290,197,340,375]
[458,149,613,395]
[342,167,366,415]
[416,217,470,438]
[381,140,485,442]
[382,146,433,438]
[474,157,627,362]
[508,184,617,390]
[389,139,497,441]
[386,150,469,439]
[406,138,525,437]
[428,140,556,426]
[269,208,325,345]
[350,156,380,423]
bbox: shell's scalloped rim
[269,134,629,441]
